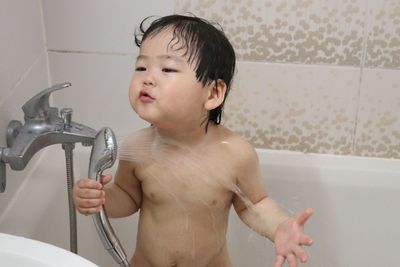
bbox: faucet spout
[2,120,97,170]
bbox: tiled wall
[176,0,400,159]
[43,0,175,138]
[5,0,395,160]
[0,0,50,215]
[1,1,399,172]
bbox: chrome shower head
[88,127,117,182]
[87,127,130,267]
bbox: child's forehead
[140,28,196,61]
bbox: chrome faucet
[0,82,97,192]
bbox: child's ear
[204,79,227,111]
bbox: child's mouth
[139,91,154,102]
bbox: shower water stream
[117,128,285,261]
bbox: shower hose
[62,143,77,254]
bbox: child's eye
[135,67,146,71]
[162,68,178,73]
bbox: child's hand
[72,175,112,215]
[273,208,313,267]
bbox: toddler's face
[129,28,212,130]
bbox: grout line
[38,0,52,89]
[47,49,134,57]
[0,52,46,108]
[39,0,53,106]
[351,0,370,154]
[237,59,400,72]
[238,59,362,70]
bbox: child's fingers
[77,206,102,216]
[286,253,298,267]
[292,246,309,263]
[274,255,285,267]
[100,174,113,185]
[300,234,314,246]
[296,208,313,225]
[77,178,102,190]
[75,184,103,199]
[75,195,104,208]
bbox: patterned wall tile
[225,63,359,154]
[174,0,400,158]
[355,68,400,158]
[365,0,400,69]
[175,0,367,66]
[223,62,360,155]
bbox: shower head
[88,127,117,182]
[87,127,130,267]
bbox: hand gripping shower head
[88,127,130,267]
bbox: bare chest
[135,151,235,209]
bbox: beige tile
[355,68,400,158]
[365,0,400,69]
[175,0,367,66]
[224,62,360,154]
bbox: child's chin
[137,113,157,125]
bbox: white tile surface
[0,53,49,216]
[42,0,175,54]
[0,54,50,147]
[0,0,46,96]
[49,51,148,139]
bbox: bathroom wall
[176,0,400,159]
[0,0,50,218]
[43,0,175,141]
[40,0,399,160]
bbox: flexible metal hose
[62,143,77,254]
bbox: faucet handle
[22,82,71,120]
[60,108,73,129]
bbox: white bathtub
[1,147,399,266]
[229,149,400,267]
[0,233,98,267]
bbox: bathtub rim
[256,149,400,173]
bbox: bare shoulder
[214,126,259,168]
[118,127,155,164]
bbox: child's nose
[143,72,156,86]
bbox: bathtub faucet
[0,82,97,192]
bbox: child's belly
[133,203,231,267]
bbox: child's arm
[103,159,142,218]
[231,143,287,239]
[73,159,142,218]
[232,142,313,267]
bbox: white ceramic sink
[0,233,98,267]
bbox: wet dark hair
[135,14,236,127]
